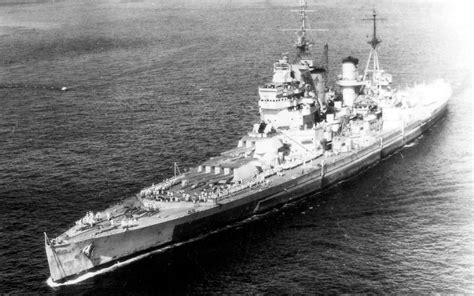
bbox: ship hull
[47,100,448,283]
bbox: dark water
[0,0,473,294]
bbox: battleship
[45,2,451,284]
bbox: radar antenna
[362,9,386,82]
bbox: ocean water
[0,0,472,294]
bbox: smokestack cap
[342,56,359,65]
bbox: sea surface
[0,0,473,294]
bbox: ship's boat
[44,2,451,284]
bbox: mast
[173,162,181,177]
[368,9,381,50]
[282,0,319,61]
[322,43,329,74]
[294,0,313,59]
[362,9,386,82]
